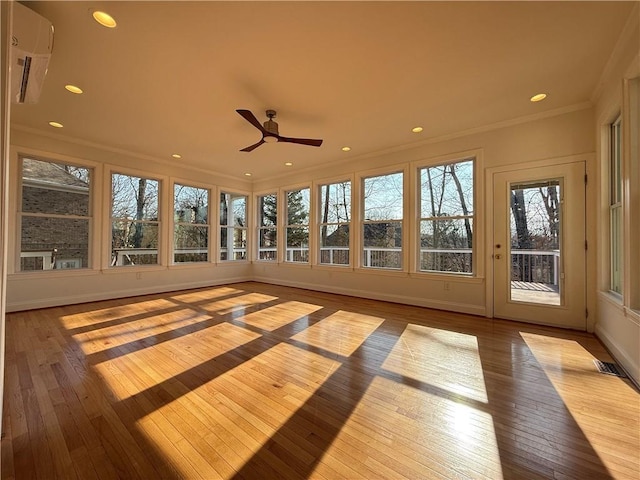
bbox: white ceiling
[11,1,636,180]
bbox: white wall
[594,5,640,384]
[0,0,13,430]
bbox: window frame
[218,189,249,262]
[316,177,353,268]
[609,115,623,295]
[416,156,475,276]
[255,191,278,262]
[17,155,94,273]
[172,180,211,264]
[359,168,405,271]
[108,168,163,268]
[283,185,311,265]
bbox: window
[257,193,277,261]
[610,116,623,294]
[111,173,160,266]
[362,172,403,269]
[319,181,351,265]
[419,158,474,274]
[19,157,91,271]
[174,183,209,263]
[285,187,310,263]
[219,192,247,261]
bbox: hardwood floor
[1,282,638,479]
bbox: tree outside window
[319,181,350,265]
[174,184,209,263]
[257,193,277,261]
[419,159,473,274]
[20,157,91,271]
[111,173,159,266]
[362,172,403,269]
[220,192,247,261]
[285,188,310,263]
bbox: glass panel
[420,160,473,217]
[174,184,208,224]
[220,192,246,227]
[287,189,310,225]
[112,174,158,221]
[363,221,402,269]
[420,219,473,273]
[231,195,247,227]
[320,182,351,223]
[363,173,403,220]
[111,220,159,265]
[259,194,277,227]
[610,205,623,294]
[286,226,309,262]
[320,224,349,265]
[220,227,247,261]
[174,225,208,263]
[258,227,277,261]
[509,180,561,305]
[22,159,90,215]
[20,217,89,271]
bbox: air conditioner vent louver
[10,2,54,104]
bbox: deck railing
[23,247,560,285]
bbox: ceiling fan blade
[278,136,323,147]
[236,109,267,134]
[240,139,265,152]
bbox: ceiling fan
[236,109,323,152]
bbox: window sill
[8,268,100,280]
[409,271,483,284]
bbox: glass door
[493,162,586,329]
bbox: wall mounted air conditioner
[10,2,54,104]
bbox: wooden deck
[2,282,638,479]
[511,281,561,305]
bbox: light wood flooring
[2,282,639,479]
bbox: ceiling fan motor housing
[264,110,279,135]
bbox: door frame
[485,155,591,328]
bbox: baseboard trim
[252,276,486,317]
[594,323,640,388]
[6,276,252,312]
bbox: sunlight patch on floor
[74,308,210,355]
[521,331,640,476]
[135,342,342,477]
[93,322,261,400]
[169,286,246,303]
[59,298,177,329]
[200,293,278,315]
[382,324,489,403]
[240,300,324,331]
[314,375,503,479]
[292,310,384,356]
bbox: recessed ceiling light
[341,146,351,152]
[92,11,117,28]
[172,153,181,159]
[284,162,293,166]
[48,121,63,128]
[412,126,423,133]
[65,84,83,94]
[530,93,547,102]
[244,172,252,177]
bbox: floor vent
[594,360,627,378]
